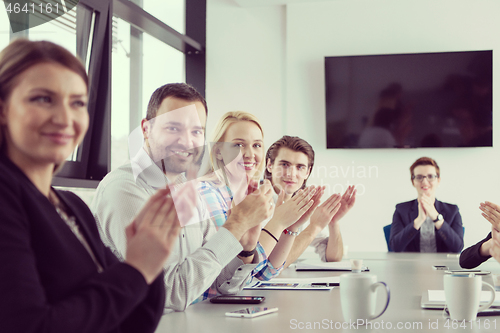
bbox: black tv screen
[325,50,492,148]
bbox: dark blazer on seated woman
[389,199,464,253]
[0,154,165,333]
[459,232,492,269]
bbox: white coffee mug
[340,273,390,323]
[444,274,496,321]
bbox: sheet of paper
[269,277,340,284]
[244,276,340,291]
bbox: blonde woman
[199,112,316,279]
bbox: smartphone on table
[210,296,265,304]
[225,306,278,318]
[432,265,448,270]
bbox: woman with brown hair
[0,39,183,332]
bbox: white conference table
[155,253,500,332]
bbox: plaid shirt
[198,180,282,280]
[198,181,232,229]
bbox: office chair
[383,224,393,252]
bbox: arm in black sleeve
[101,247,166,333]
[0,224,152,332]
[460,233,492,269]
[389,205,419,252]
[0,179,160,333]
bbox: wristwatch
[433,214,443,222]
[238,248,256,257]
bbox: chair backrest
[383,224,393,252]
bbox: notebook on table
[421,290,500,309]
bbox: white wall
[207,0,500,252]
[206,0,286,146]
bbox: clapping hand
[309,193,342,231]
[330,185,356,224]
[419,193,439,220]
[489,228,500,263]
[289,186,325,229]
[225,179,274,243]
[272,186,316,229]
[480,201,500,232]
[416,198,426,223]
[126,188,182,284]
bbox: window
[143,0,186,35]
[28,5,77,54]
[110,17,186,171]
[142,33,185,111]
[111,17,132,170]
[109,0,204,173]
[52,0,112,187]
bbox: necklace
[48,190,103,273]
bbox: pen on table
[311,283,339,287]
[445,308,500,317]
[476,311,500,317]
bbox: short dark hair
[145,83,207,121]
[410,157,440,183]
[264,135,315,189]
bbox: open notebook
[244,277,340,290]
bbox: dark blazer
[0,154,165,333]
[389,199,464,253]
[459,232,492,269]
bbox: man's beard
[158,144,204,174]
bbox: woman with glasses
[389,157,464,252]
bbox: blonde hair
[207,111,265,185]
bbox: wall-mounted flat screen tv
[325,50,492,148]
